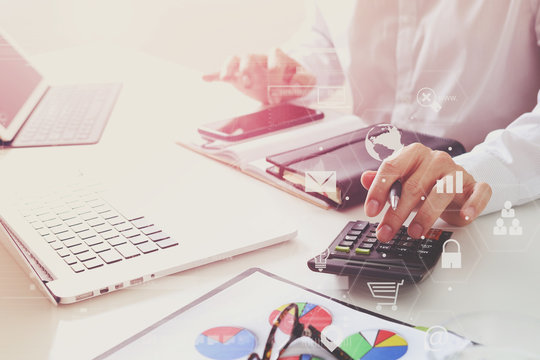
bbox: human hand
[360,143,492,242]
[202,48,316,104]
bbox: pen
[389,180,402,211]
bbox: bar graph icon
[436,171,463,194]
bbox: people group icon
[493,201,522,236]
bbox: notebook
[266,126,465,208]
[177,114,465,209]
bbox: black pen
[389,180,402,210]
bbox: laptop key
[70,244,90,255]
[57,248,70,257]
[51,224,70,235]
[78,229,97,240]
[32,221,45,230]
[63,238,82,248]
[148,232,170,242]
[102,230,121,240]
[87,218,105,227]
[94,223,113,234]
[83,257,104,270]
[71,223,90,233]
[64,217,82,226]
[121,228,141,238]
[77,251,97,262]
[99,249,123,264]
[91,242,112,253]
[115,243,140,259]
[37,228,50,236]
[108,237,127,247]
[155,238,179,249]
[81,212,98,221]
[59,211,77,221]
[64,255,77,265]
[115,223,133,232]
[42,234,56,243]
[57,230,76,241]
[141,226,160,236]
[71,263,85,273]
[84,236,103,247]
[137,241,158,254]
[131,218,153,229]
[101,211,120,220]
[107,217,125,226]
[129,235,148,245]
[49,241,64,251]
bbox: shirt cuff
[453,150,519,215]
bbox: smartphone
[197,104,324,141]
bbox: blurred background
[0,0,305,72]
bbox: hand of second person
[202,48,316,104]
[360,143,492,242]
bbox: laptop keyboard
[18,185,178,274]
[10,83,121,147]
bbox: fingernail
[463,207,475,221]
[365,200,380,217]
[409,223,424,239]
[377,224,393,242]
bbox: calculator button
[359,243,374,249]
[351,222,368,231]
[377,244,392,252]
[355,248,370,255]
[348,230,362,236]
[364,238,377,244]
[344,235,357,241]
[425,229,442,240]
[335,246,350,253]
[339,240,354,247]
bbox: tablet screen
[0,34,43,129]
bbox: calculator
[307,220,453,282]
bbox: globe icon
[365,124,404,161]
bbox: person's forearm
[454,91,540,214]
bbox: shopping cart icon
[367,279,404,311]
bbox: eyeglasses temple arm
[307,325,355,360]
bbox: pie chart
[279,356,323,360]
[195,326,256,360]
[269,303,332,335]
[339,329,408,359]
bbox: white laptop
[0,149,297,305]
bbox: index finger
[202,72,220,82]
[364,143,429,217]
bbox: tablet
[0,30,48,141]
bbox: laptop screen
[0,34,43,129]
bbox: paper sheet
[98,269,471,360]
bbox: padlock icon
[441,239,461,269]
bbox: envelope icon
[305,171,337,193]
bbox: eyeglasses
[247,303,354,360]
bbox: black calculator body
[307,221,453,282]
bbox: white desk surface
[1,47,540,359]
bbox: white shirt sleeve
[454,91,540,215]
[282,0,345,88]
